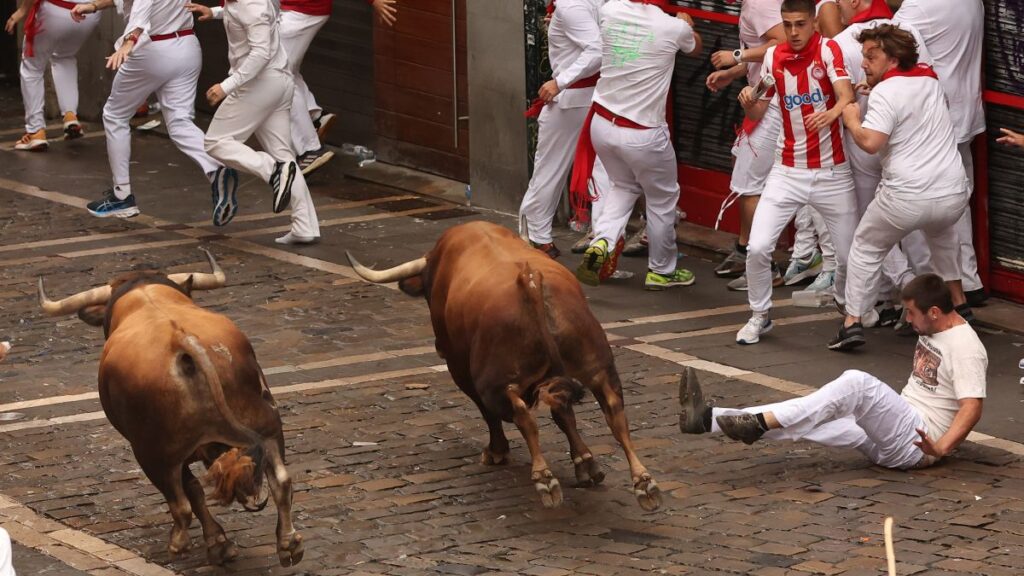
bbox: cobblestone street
[0,101,1023,576]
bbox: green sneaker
[645,268,695,290]
[576,238,609,286]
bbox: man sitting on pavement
[679,273,987,470]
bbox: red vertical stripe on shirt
[797,65,820,169]
[774,49,797,168]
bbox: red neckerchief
[880,63,938,82]
[628,0,673,13]
[775,32,823,75]
[849,1,893,24]
[546,0,555,16]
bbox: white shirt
[549,0,604,109]
[122,0,194,39]
[862,75,968,199]
[220,0,291,96]
[902,323,987,442]
[593,0,696,128]
[738,0,782,87]
[893,0,985,143]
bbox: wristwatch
[733,48,744,64]
[123,30,140,43]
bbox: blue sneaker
[211,166,240,227]
[87,189,139,218]
[270,160,297,213]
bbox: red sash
[150,28,195,41]
[524,74,600,118]
[849,2,893,24]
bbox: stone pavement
[0,88,1023,575]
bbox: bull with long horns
[38,249,303,567]
[347,221,662,510]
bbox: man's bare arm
[915,398,983,458]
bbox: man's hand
[676,12,694,27]
[711,49,738,70]
[106,39,136,70]
[372,0,397,27]
[706,70,733,93]
[71,3,96,22]
[854,81,871,97]
[206,84,227,106]
[806,108,838,133]
[841,102,861,128]
[738,86,758,110]
[5,7,26,34]
[997,127,1024,148]
[538,79,560,103]
[914,428,947,458]
[185,2,214,21]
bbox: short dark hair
[901,274,954,314]
[857,23,920,70]
[781,0,816,17]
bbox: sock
[735,242,747,255]
[701,406,713,432]
[113,185,131,200]
[754,413,770,432]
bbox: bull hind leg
[505,384,562,508]
[473,400,510,465]
[182,464,238,565]
[262,438,304,567]
[548,405,605,488]
[137,455,194,556]
[591,374,662,511]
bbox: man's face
[837,0,861,24]
[782,10,816,51]
[903,300,940,336]
[861,40,897,86]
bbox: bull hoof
[573,453,605,487]
[481,447,509,466]
[278,531,304,567]
[633,473,662,511]
[532,469,562,508]
[205,534,239,565]
[168,529,191,556]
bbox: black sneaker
[678,367,709,435]
[297,147,335,175]
[955,303,976,325]
[211,166,240,227]
[87,189,140,218]
[270,160,297,213]
[313,112,336,142]
[828,322,866,351]
[965,289,988,308]
[715,413,766,445]
[714,247,746,278]
[878,306,901,328]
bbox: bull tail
[516,264,582,407]
[537,377,586,411]
[173,329,268,511]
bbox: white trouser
[730,103,781,196]
[103,35,220,191]
[204,71,320,238]
[955,141,982,292]
[845,189,966,317]
[0,528,12,576]
[279,10,328,154]
[590,115,679,274]
[20,2,101,133]
[792,206,836,272]
[520,103,610,245]
[712,370,931,469]
[748,163,857,313]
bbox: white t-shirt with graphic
[593,0,696,127]
[901,323,987,441]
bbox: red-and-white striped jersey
[760,34,850,169]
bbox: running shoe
[270,160,297,213]
[644,268,695,291]
[736,313,772,345]
[783,249,823,285]
[211,167,240,226]
[87,189,139,218]
[14,130,47,151]
[63,112,83,140]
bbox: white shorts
[730,102,782,197]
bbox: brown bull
[348,221,661,510]
[38,249,303,567]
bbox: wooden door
[373,0,469,182]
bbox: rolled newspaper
[752,74,776,99]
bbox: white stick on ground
[0,342,10,362]
[885,516,897,576]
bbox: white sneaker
[275,232,318,245]
[736,313,773,345]
[806,270,835,293]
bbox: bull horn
[345,251,426,284]
[167,248,226,290]
[38,277,112,317]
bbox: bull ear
[77,304,107,327]
[398,275,425,297]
